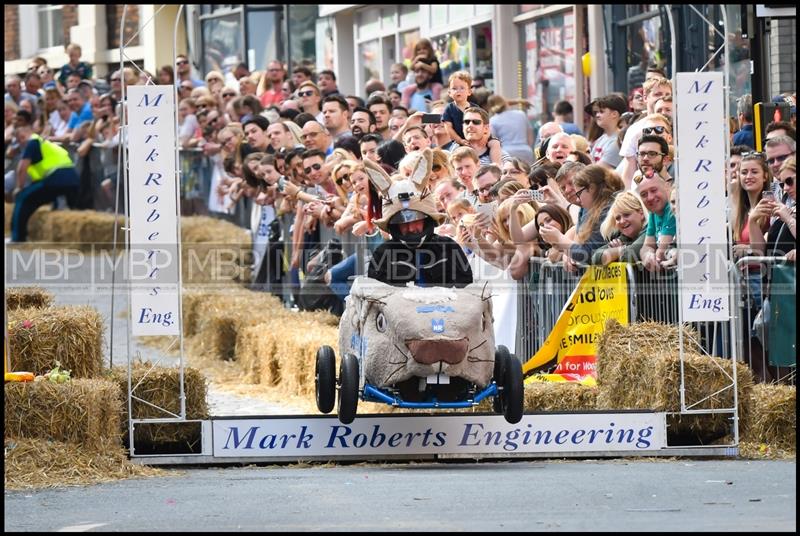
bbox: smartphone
[421,113,442,124]
[277,177,287,192]
[476,202,496,218]
[519,189,544,202]
[761,191,775,201]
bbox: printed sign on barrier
[523,263,629,385]
[126,85,181,336]
[212,413,666,457]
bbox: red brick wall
[106,5,140,49]
[62,4,78,46]
[5,5,20,60]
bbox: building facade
[5,4,795,128]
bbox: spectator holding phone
[748,156,796,261]
[731,152,772,261]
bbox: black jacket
[368,235,473,288]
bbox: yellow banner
[523,263,629,385]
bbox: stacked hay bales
[11,208,252,283]
[4,380,123,448]
[7,305,105,378]
[740,383,796,452]
[3,375,161,490]
[596,319,754,439]
[5,286,54,311]
[181,216,252,284]
[108,364,209,451]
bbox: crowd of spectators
[4,42,797,380]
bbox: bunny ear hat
[362,148,446,232]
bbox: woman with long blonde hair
[592,191,649,265]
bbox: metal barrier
[733,256,796,384]
[516,258,587,363]
[517,257,742,372]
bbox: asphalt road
[4,459,796,532]
[4,250,796,532]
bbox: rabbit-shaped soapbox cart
[314,149,524,424]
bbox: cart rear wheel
[337,353,359,424]
[315,346,336,413]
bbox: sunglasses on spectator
[298,90,316,98]
[767,152,795,166]
[780,175,795,188]
[636,150,665,159]
[463,119,483,125]
[176,60,188,66]
[431,164,442,172]
[335,173,350,185]
[741,151,765,160]
[222,91,236,98]
[642,126,667,135]
[304,163,322,174]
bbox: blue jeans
[328,253,357,301]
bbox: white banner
[127,85,181,336]
[212,413,666,457]
[675,72,730,322]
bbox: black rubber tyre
[315,346,336,413]
[492,346,510,414]
[501,355,524,424]
[337,353,359,425]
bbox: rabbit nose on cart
[405,338,468,365]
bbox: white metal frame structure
[117,4,744,466]
[667,5,741,448]
[111,5,207,459]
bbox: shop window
[358,8,380,39]
[288,5,317,73]
[400,29,420,69]
[202,13,243,78]
[399,6,419,28]
[359,39,381,85]
[474,23,494,91]
[38,5,64,49]
[432,29,470,84]
[247,10,280,72]
[522,11,576,122]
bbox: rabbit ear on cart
[408,148,433,190]
[362,158,393,197]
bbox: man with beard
[635,135,675,272]
[633,134,672,186]
[401,66,441,114]
[350,107,377,140]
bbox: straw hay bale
[24,205,53,242]
[596,319,702,409]
[4,379,122,449]
[236,324,279,385]
[5,286,54,310]
[8,305,104,378]
[740,383,796,451]
[596,319,753,437]
[4,437,165,490]
[191,289,284,361]
[108,363,209,447]
[523,382,598,412]
[182,216,252,284]
[271,321,339,397]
